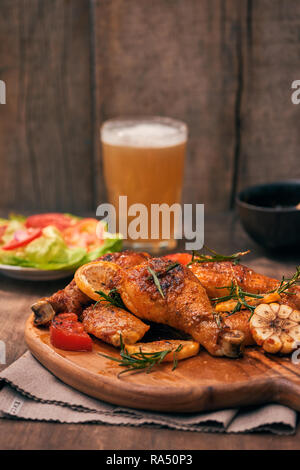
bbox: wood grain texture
[1,212,300,448]
[1,0,300,214]
[25,313,300,413]
[92,0,241,210]
[0,0,94,212]
[237,0,300,192]
[1,419,300,450]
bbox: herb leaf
[147,266,165,298]
[161,262,180,275]
[188,246,250,266]
[94,288,129,311]
[211,266,300,321]
[273,266,300,295]
[98,335,183,376]
[212,281,263,318]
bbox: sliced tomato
[163,253,192,266]
[0,225,8,242]
[2,228,42,251]
[63,218,104,251]
[26,213,74,231]
[50,313,92,352]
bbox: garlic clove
[254,304,276,321]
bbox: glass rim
[100,115,188,148]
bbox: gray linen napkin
[0,352,297,434]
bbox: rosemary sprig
[172,345,183,371]
[147,266,165,298]
[98,336,183,376]
[273,266,300,295]
[145,262,180,299]
[94,288,129,311]
[158,262,180,276]
[187,246,250,266]
[211,266,300,321]
[212,281,264,317]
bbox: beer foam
[101,119,187,148]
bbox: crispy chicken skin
[32,279,91,325]
[119,258,245,357]
[47,280,91,314]
[98,250,150,269]
[189,261,278,298]
[82,303,149,347]
[32,251,150,325]
[221,310,255,346]
[189,261,300,309]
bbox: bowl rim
[0,264,75,273]
[236,179,300,213]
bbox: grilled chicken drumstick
[189,261,300,309]
[32,251,150,325]
[32,251,151,346]
[119,257,245,357]
[189,260,300,346]
[189,261,279,298]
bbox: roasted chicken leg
[189,261,300,309]
[32,250,150,325]
[189,260,300,344]
[189,261,279,298]
[119,257,245,357]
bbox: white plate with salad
[0,213,122,281]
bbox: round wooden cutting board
[25,314,300,413]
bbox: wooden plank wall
[0,0,93,212]
[0,0,299,214]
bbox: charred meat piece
[189,261,300,310]
[221,310,255,347]
[82,302,149,347]
[189,261,278,298]
[31,251,150,325]
[97,250,150,269]
[32,280,91,326]
[119,257,245,357]
[47,279,91,314]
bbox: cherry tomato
[163,253,192,266]
[63,218,104,251]
[26,213,74,231]
[50,313,92,352]
[2,228,42,251]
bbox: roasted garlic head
[250,303,300,354]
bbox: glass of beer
[100,116,187,253]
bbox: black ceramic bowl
[236,180,300,251]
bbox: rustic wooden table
[0,212,300,450]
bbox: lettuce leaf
[0,226,86,270]
[83,237,123,264]
[1,219,25,245]
[0,226,123,270]
[8,213,27,223]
